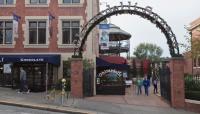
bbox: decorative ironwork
[76,2,181,58]
[72,33,82,58]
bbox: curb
[0,100,91,114]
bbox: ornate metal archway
[73,3,181,58]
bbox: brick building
[0,0,99,91]
[184,17,200,74]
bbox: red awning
[100,55,127,64]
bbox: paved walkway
[86,85,169,108]
[0,87,197,114]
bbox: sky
[99,0,200,57]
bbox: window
[0,21,13,44]
[0,0,13,4]
[29,21,46,44]
[30,0,47,4]
[62,21,79,44]
[63,0,80,3]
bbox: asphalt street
[0,104,68,114]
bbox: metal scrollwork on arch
[73,3,182,58]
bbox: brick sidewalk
[0,87,197,114]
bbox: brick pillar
[170,57,185,108]
[71,58,83,98]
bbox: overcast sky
[99,0,200,57]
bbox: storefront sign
[20,58,44,62]
[0,54,60,65]
[98,69,122,77]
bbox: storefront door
[13,63,46,92]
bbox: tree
[133,43,163,61]
[179,29,200,58]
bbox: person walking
[19,67,29,93]
[143,76,150,96]
[153,78,158,94]
[137,78,143,95]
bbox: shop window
[30,0,47,4]
[0,0,13,4]
[63,0,80,3]
[29,21,46,44]
[62,21,79,44]
[0,21,13,44]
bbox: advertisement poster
[100,30,109,50]
[99,24,110,50]
[3,64,11,74]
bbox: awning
[0,54,60,66]
[100,55,127,64]
[96,57,129,70]
[108,24,131,41]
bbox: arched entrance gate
[71,3,185,109]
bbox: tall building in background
[0,0,99,91]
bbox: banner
[99,24,110,50]
[13,13,21,38]
[48,12,55,37]
[99,30,109,50]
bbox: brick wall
[0,0,87,53]
[170,58,185,108]
[70,58,83,98]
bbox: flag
[13,13,21,38]
[48,12,55,37]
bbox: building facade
[184,17,200,74]
[0,0,99,91]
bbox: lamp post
[61,78,66,105]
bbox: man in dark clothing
[19,67,29,93]
[143,76,150,96]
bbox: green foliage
[83,59,93,70]
[63,58,71,78]
[185,74,200,91]
[184,74,200,100]
[133,43,163,61]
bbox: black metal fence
[185,74,200,101]
[160,66,171,102]
[83,68,94,97]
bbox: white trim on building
[25,0,50,7]
[0,16,16,48]
[58,0,84,7]
[57,16,83,48]
[23,16,50,48]
[0,0,16,7]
